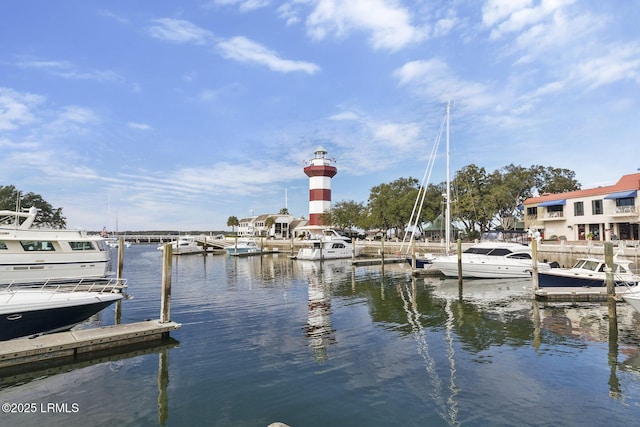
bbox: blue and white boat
[226,239,262,256]
[0,286,122,341]
[538,257,640,288]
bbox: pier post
[605,242,615,298]
[457,238,462,288]
[115,237,125,324]
[411,239,416,269]
[532,239,539,290]
[161,243,173,323]
[381,235,385,264]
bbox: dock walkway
[0,320,181,369]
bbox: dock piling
[161,243,173,324]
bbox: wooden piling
[532,239,539,290]
[161,243,172,323]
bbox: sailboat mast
[445,101,451,255]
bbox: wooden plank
[0,320,181,368]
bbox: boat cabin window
[0,241,7,250]
[487,248,513,257]
[20,240,55,251]
[70,241,96,251]
[580,260,599,271]
[463,247,493,255]
[614,263,629,273]
[508,253,532,260]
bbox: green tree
[264,216,276,236]
[226,216,239,234]
[530,165,580,194]
[452,164,492,238]
[330,200,366,233]
[367,177,420,238]
[0,185,66,228]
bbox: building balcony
[607,206,638,217]
[539,211,565,221]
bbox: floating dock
[0,320,181,369]
[533,287,626,302]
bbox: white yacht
[0,207,111,285]
[431,240,552,279]
[295,229,363,261]
[157,236,204,255]
[226,239,262,256]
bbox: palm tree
[227,216,239,234]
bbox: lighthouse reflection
[300,260,338,362]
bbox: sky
[1,0,639,231]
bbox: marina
[2,244,640,426]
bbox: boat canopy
[538,199,566,207]
[604,190,637,199]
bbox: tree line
[0,185,67,228]
[326,164,579,240]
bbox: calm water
[2,244,640,426]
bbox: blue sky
[1,0,639,231]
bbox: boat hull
[433,257,547,279]
[0,290,122,340]
[538,271,639,288]
[296,246,363,261]
[405,257,434,269]
[623,293,640,313]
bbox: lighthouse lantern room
[304,146,337,226]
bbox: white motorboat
[538,257,640,289]
[157,236,204,255]
[431,240,553,279]
[623,291,640,314]
[0,286,122,340]
[226,239,262,256]
[295,229,363,261]
[0,207,111,285]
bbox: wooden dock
[352,257,405,266]
[0,320,181,369]
[534,287,627,302]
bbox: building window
[526,207,537,216]
[616,197,634,207]
[574,201,584,216]
[592,199,603,215]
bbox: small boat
[538,257,640,288]
[0,286,123,341]
[106,238,131,249]
[0,207,111,285]
[431,241,553,279]
[295,229,363,261]
[226,239,262,256]
[623,291,640,313]
[157,236,204,255]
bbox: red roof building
[523,172,640,241]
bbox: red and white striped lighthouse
[304,146,337,226]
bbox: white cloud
[128,122,152,130]
[0,87,43,131]
[209,0,271,12]
[573,43,640,89]
[147,18,215,45]
[302,0,426,51]
[16,59,122,82]
[329,111,358,121]
[217,36,320,74]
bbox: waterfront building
[523,172,640,242]
[237,213,295,238]
[304,146,337,226]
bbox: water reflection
[4,248,640,426]
[397,279,460,426]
